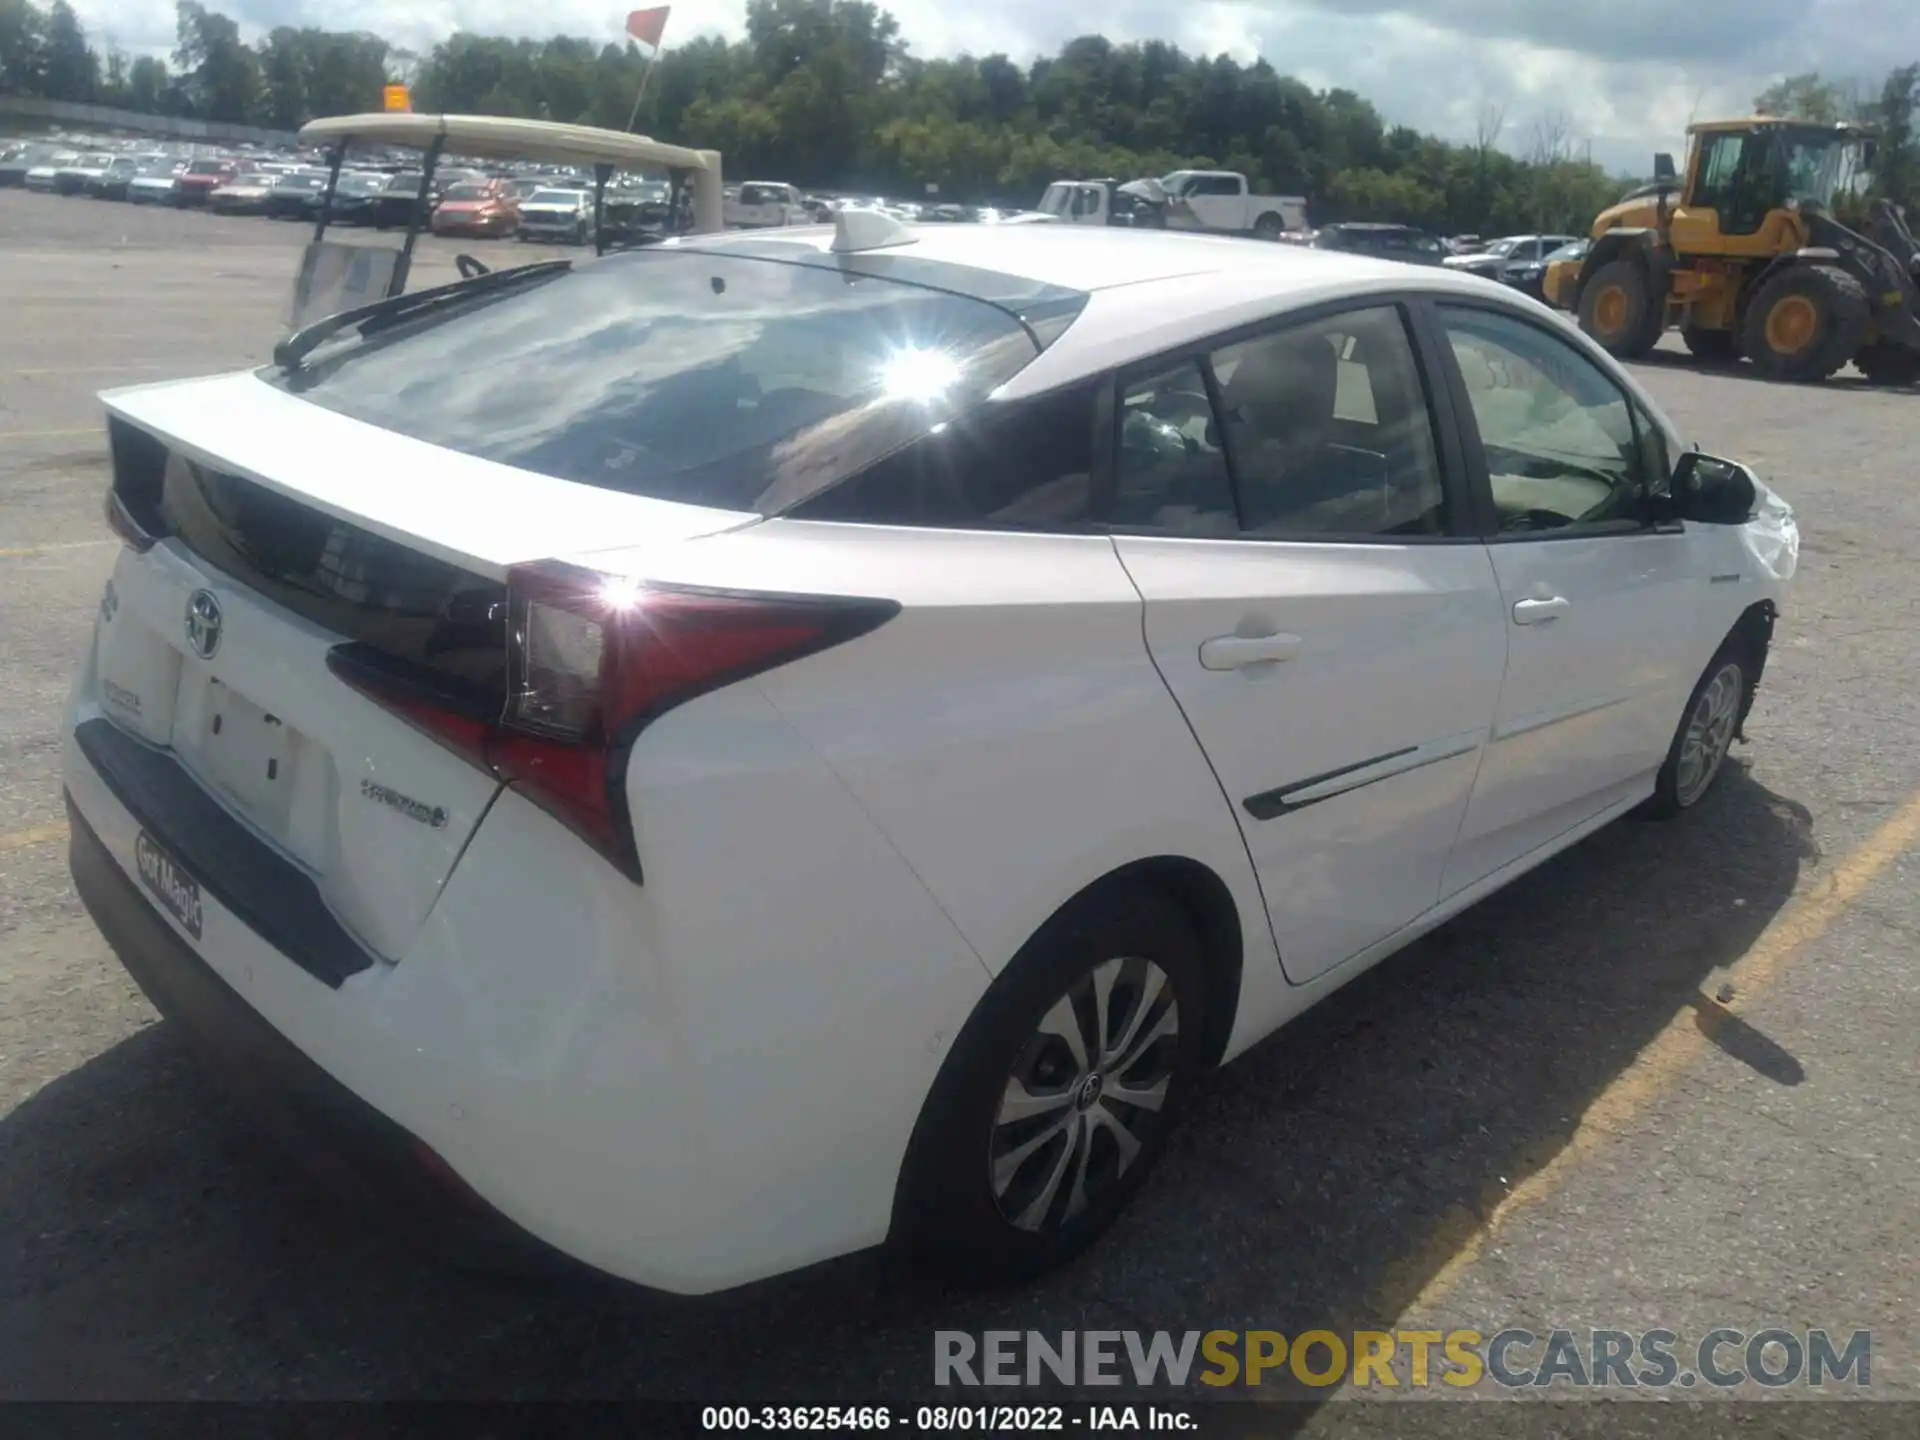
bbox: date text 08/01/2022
[701,1405,1196,1431]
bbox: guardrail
[0,96,299,148]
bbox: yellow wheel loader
[1553,118,1920,384]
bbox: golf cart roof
[297,114,716,171]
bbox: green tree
[40,0,97,101]
[1,0,49,93]
[1869,63,1920,207]
[173,0,260,122]
[126,54,169,113]
[1753,72,1861,123]
[257,27,308,130]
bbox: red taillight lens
[330,565,898,882]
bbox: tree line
[5,0,1917,231]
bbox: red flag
[626,6,670,49]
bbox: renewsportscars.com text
[933,1328,1872,1390]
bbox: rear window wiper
[273,260,572,373]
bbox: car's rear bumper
[61,664,981,1294]
[66,791,572,1276]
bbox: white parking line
[0,539,114,558]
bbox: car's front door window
[1439,306,1648,534]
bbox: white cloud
[71,0,1917,172]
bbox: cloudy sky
[71,0,1920,171]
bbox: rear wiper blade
[274,260,572,372]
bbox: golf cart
[287,113,724,332]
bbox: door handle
[1199,633,1304,670]
[1512,596,1571,625]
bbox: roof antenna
[830,206,916,254]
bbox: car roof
[660,222,1558,399]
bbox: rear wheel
[1740,264,1868,382]
[1682,324,1739,363]
[1854,340,1920,386]
[892,886,1209,1288]
[1579,258,1666,358]
[1253,212,1284,240]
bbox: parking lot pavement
[1,187,1915,1413]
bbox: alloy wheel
[1676,661,1742,806]
[989,955,1179,1232]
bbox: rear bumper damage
[66,790,571,1276]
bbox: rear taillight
[329,563,898,882]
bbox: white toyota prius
[66,216,1797,1294]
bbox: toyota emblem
[184,589,223,660]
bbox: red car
[175,158,240,207]
[431,179,520,238]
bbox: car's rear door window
[1110,359,1240,536]
[792,383,1100,529]
[1210,305,1449,537]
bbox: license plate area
[172,672,300,835]
[135,830,204,940]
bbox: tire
[1253,212,1283,240]
[891,885,1212,1288]
[1854,340,1920,386]
[1640,646,1750,820]
[1578,258,1666,358]
[1682,324,1739,363]
[1740,264,1868,382]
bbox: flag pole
[625,50,656,134]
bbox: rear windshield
[277,249,1066,514]
[526,189,578,205]
[442,184,491,200]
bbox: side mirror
[1654,152,1677,184]
[1670,451,1757,524]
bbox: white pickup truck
[1154,170,1307,239]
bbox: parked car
[176,158,240,207]
[498,177,548,204]
[1505,237,1590,301]
[208,171,282,216]
[725,180,804,228]
[600,180,675,244]
[430,179,520,238]
[308,170,391,224]
[0,143,42,187]
[1539,238,1593,310]
[24,151,79,191]
[53,152,114,195]
[127,160,187,206]
[357,169,482,229]
[76,222,1793,1297]
[88,155,147,200]
[1444,234,1579,282]
[1311,222,1449,264]
[514,186,592,243]
[1037,179,1167,228]
[263,169,331,220]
